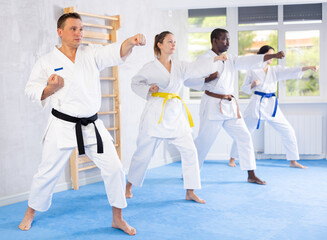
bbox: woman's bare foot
[290,160,307,169]
[112,207,136,235]
[247,170,266,185]
[18,207,35,231]
[186,189,205,204]
[229,158,237,167]
[125,182,133,198]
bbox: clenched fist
[214,54,228,62]
[275,51,285,59]
[149,85,159,93]
[130,33,146,46]
[48,74,64,92]
[41,74,64,100]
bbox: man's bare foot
[248,176,266,185]
[229,158,237,167]
[18,207,35,231]
[112,207,136,235]
[125,182,133,199]
[186,189,205,204]
[112,219,136,235]
[247,170,266,185]
[290,160,307,169]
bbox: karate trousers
[230,109,299,161]
[127,132,201,190]
[195,117,256,171]
[28,122,127,212]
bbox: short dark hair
[57,12,82,29]
[210,28,229,44]
[154,31,173,57]
[257,45,274,54]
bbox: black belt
[51,109,103,155]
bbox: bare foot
[229,158,237,167]
[125,182,133,199]
[112,219,136,235]
[186,190,205,204]
[248,176,266,185]
[290,160,307,169]
[19,207,35,231]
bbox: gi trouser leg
[195,119,224,170]
[85,130,127,209]
[28,124,74,212]
[267,111,300,160]
[229,116,257,160]
[223,118,256,170]
[28,123,127,211]
[127,134,162,187]
[168,133,201,189]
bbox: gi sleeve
[240,70,254,95]
[234,54,266,71]
[183,55,219,90]
[92,42,125,71]
[131,68,151,100]
[274,66,304,82]
[25,59,49,108]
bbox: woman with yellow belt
[126,31,225,203]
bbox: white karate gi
[127,57,217,189]
[188,50,266,171]
[25,42,127,211]
[230,66,303,161]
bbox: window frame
[186,4,327,103]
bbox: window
[238,6,278,26]
[285,30,320,96]
[284,3,322,24]
[187,3,323,101]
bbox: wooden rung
[84,30,110,40]
[78,157,92,164]
[107,127,119,131]
[78,165,97,171]
[114,144,119,147]
[83,22,113,30]
[82,40,108,45]
[98,111,118,115]
[102,94,117,98]
[77,11,119,21]
[100,77,116,80]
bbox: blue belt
[254,91,278,129]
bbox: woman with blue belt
[229,45,318,169]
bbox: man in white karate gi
[187,28,284,185]
[19,12,146,235]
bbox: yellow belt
[151,92,194,127]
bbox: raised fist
[48,74,64,93]
[130,33,146,46]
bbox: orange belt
[205,90,241,119]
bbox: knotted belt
[51,108,103,155]
[204,90,241,119]
[254,91,278,129]
[151,92,194,127]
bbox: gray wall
[0,0,187,205]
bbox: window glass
[188,8,226,28]
[238,6,278,26]
[285,30,320,96]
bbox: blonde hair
[154,31,173,57]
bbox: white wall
[0,0,187,206]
